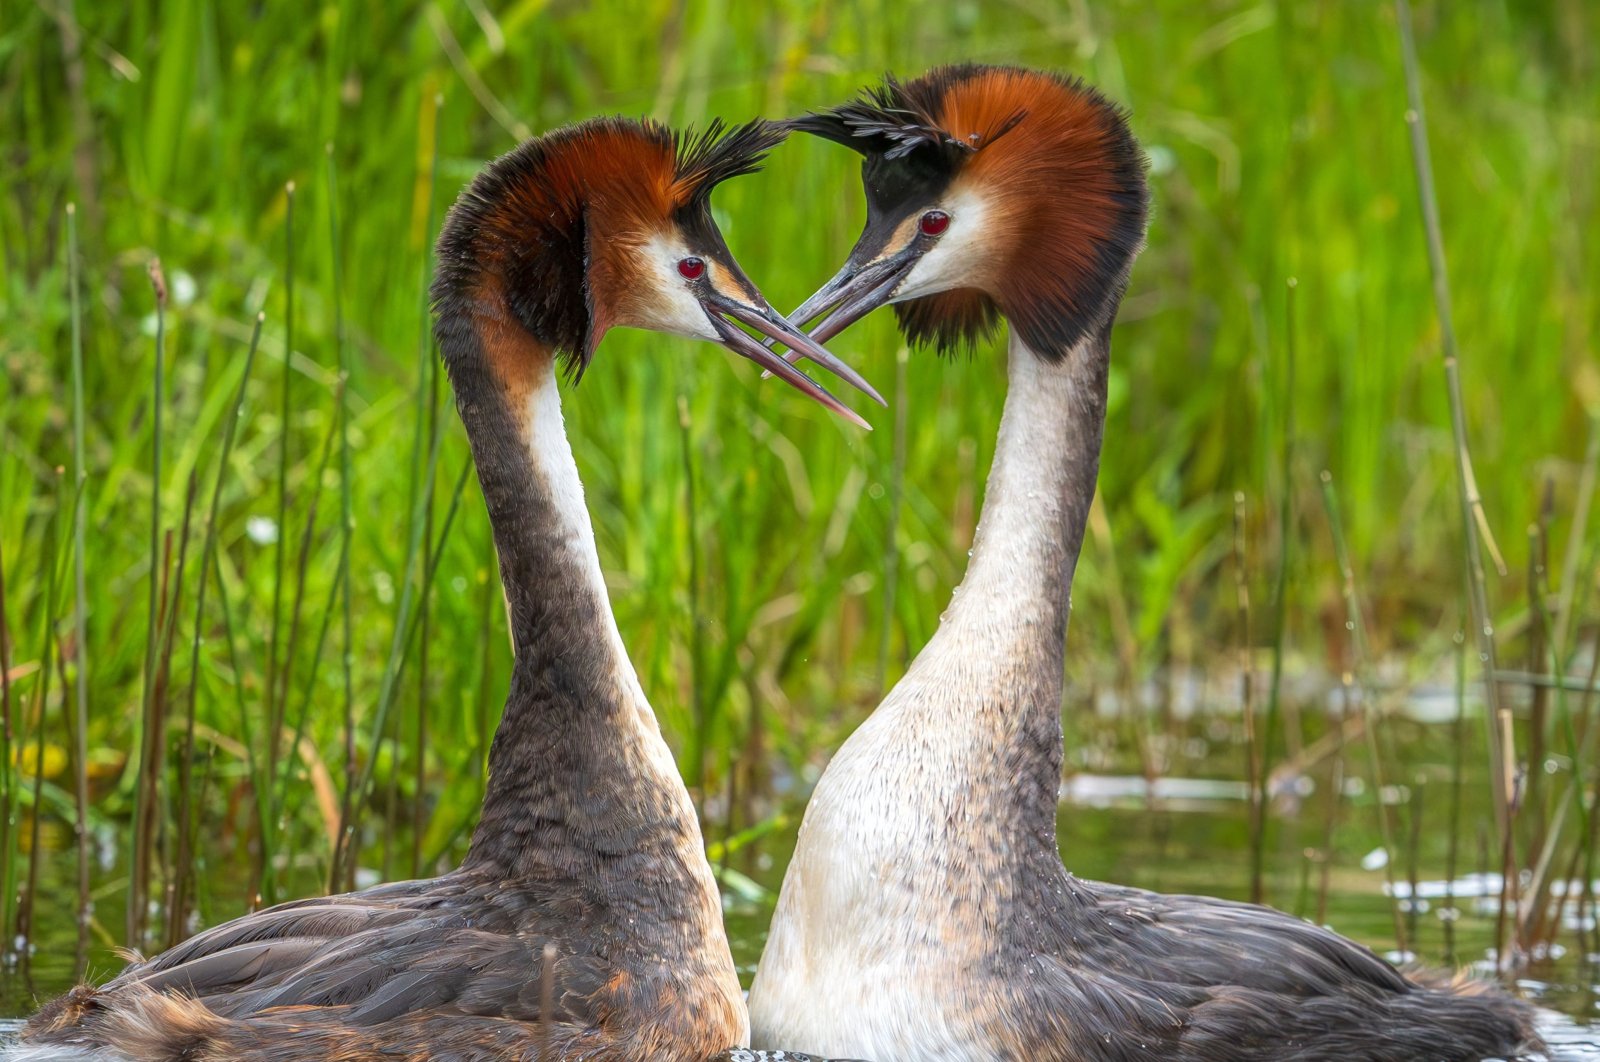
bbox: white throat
[927,336,1085,650]
[521,367,680,758]
[748,331,1101,1058]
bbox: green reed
[0,0,1594,994]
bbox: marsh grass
[169,311,263,948]
[66,202,90,974]
[1321,468,1408,953]
[0,0,1597,1002]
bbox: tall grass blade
[409,108,447,868]
[1320,469,1408,954]
[130,257,169,950]
[1552,417,1599,660]
[152,474,199,911]
[326,142,357,894]
[1574,635,1600,957]
[1513,519,1593,955]
[19,468,67,966]
[1234,491,1263,904]
[0,528,14,962]
[66,202,92,973]
[1525,519,1551,868]
[1315,674,1350,925]
[335,467,353,893]
[169,312,264,948]
[1395,0,1512,833]
[263,180,297,901]
[272,375,345,884]
[340,456,472,875]
[1444,625,1467,964]
[414,357,441,876]
[1253,277,1296,904]
[208,548,260,886]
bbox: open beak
[701,291,877,429]
[760,244,922,376]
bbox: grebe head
[788,65,1148,358]
[432,116,873,421]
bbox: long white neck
[924,334,1099,670]
[796,330,1108,878]
[897,332,1105,853]
[749,330,1109,1048]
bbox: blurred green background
[1,0,1598,1020]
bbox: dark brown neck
[437,303,705,883]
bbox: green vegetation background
[0,0,1595,990]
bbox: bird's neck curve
[883,327,1106,863]
[439,301,712,891]
[943,331,1103,640]
[943,328,1104,833]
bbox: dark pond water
[3,692,1600,1057]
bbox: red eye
[677,256,705,280]
[919,210,950,236]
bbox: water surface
[4,702,1600,1058]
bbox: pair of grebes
[15,65,1541,1062]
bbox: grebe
[17,117,873,1062]
[746,65,1541,1062]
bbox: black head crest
[672,118,788,203]
[792,65,1148,360]
[789,70,1026,162]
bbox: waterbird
[746,64,1543,1062]
[13,116,877,1062]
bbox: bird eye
[919,210,951,236]
[677,256,706,280]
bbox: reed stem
[1320,469,1408,954]
[170,312,264,947]
[130,257,168,949]
[66,201,92,971]
[325,143,358,894]
[1395,0,1512,834]
[265,182,297,824]
[1552,417,1599,661]
[19,468,67,964]
[1253,277,1297,903]
[1443,625,1467,965]
[1235,491,1262,904]
[415,356,441,876]
[0,528,14,960]
[408,112,445,864]
[271,375,345,884]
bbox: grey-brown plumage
[971,871,1538,1059]
[748,64,1542,1062]
[14,116,865,1062]
[27,869,709,1059]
